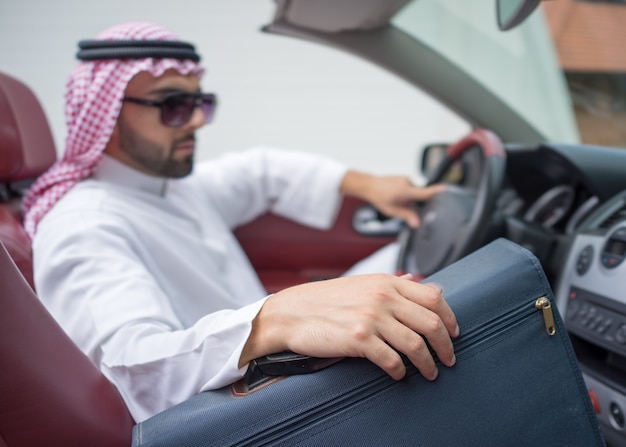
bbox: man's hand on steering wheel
[340,171,446,228]
[396,129,507,277]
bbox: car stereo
[556,190,626,446]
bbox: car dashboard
[490,144,626,282]
[506,147,598,233]
[494,142,626,445]
[503,144,626,227]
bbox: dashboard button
[576,245,594,275]
[588,390,600,414]
[601,228,626,269]
[610,402,625,429]
[590,315,604,330]
[616,324,626,345]
[566,301,579,321]
[581,307,597,327]
[598,319,612,334]
[578,303,590,319]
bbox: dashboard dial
[566,195,599,234]
[524,185,575,228]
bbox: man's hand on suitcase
[240,273,459,381]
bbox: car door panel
[235,197,394,293]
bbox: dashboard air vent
[599,202,626,230]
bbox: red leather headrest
[0,72,56,182]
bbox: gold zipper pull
[535,297,556,336]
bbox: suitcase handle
[244,352,344,390]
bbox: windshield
[391,0,579,144]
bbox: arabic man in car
[23,21,459,422]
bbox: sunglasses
[122,92,217,127]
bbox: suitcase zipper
[236,374,399,446]
[450,295,556,360]
[535,296,556,336]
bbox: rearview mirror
[496,0,541,31]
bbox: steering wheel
[396,129,507,277]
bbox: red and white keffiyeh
[22,21,204,238]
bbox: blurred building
[542,0,626,147]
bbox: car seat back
[0,241,135,446]
[0,71,57,288]
[0,72,135,446]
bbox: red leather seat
[0,71,135,446]
[0,71,57,288]
[0,242,135,446]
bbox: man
[24,21,458,422]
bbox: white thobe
[33,147,348,422]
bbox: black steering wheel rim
[396,129,507,277]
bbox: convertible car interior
[2,0,626,445]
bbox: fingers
[409,183,447,202]
[362,337,408,381]
[253,274,459,383]
[384,278,458,379]
[398,303,456,370]
[399,184,447,228]
[354,276,458,381]
[361,304,454,382]
[376,322,441,381]
[396,279,459,339]
[395,208,421,229]
[375,179,446,229]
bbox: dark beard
[117,121,194,178]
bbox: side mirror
[496,0,541,31]
[421,143,465,185]
[421,143,448,180]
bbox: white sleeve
[193,146,349,229]
[33,211,266,422]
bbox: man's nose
[187,105,207,130]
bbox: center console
[556,190,626,446]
